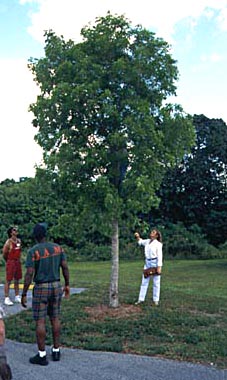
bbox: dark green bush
[64,243,111,261]
[159,222,219,259]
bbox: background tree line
[0,114,226,261]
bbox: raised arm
[134,232,141,241]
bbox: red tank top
[8,240,21,260]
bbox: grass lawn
[4,259,227,368]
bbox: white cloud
[21,0,227,45]
[200,53,222,63]
[210,53,222,62]
[217,7,227,30]
[0,58,42,182]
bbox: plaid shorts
[32,281,63,321]
[6,260,22,282]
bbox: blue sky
[1,0,227,182]
[0,0,41,58]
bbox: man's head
[33,223,47,242]
[7,227,18,238]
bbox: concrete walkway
[1,286,227,380]
[5,339,227,380]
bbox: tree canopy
[29,13,194,210]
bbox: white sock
[52,347,60,352]
[38,350,46,357]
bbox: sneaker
[4,297,13,306]
[14,295,21,303]
[152,301,159,306]
[135,300,144,305]
[29,354,48,366]
[51,348,61,361]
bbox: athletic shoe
[4,297,13,306]
[152,301,159,306]
[51,348,61,361]
[135,300,144,305]
[14,295,21,303]
[29,354,48,366]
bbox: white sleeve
[157,242,163,267]
[138,239,148,247]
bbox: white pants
[138,259,161,302]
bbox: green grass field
[4,259,227,368]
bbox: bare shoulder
[3,239,10,249]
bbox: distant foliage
[0,176,224,262]
[160,223,220,259]
[153,115,227,247]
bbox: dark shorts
[6,260,22,282]
[32,281,63,321]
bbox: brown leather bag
[143,267,160,278]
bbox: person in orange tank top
[2,226,22,306]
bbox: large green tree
[28,13,195,306]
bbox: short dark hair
[33,223,47,242]
[7,227,17,238]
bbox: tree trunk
[109,218,119,308]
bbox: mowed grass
[4,259,227,368]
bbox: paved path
[5,339,227,380]
[1,286,227,380]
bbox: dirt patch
[84,303,142,321]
